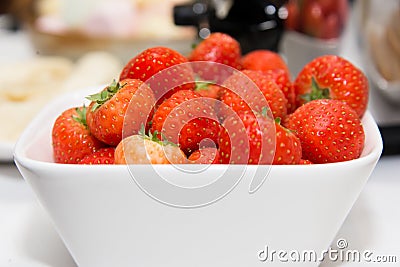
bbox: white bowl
[14,87,382,267]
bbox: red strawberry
[299,159,313,164]
[316,0,336,14]
[285,99,365,163]
[120,46,189,82]
[188,147,220,164]
[114,131,187,164]
[293,55,369,117]
[194,82,222,99]
[79,147,115,165]
[301,1,324,38]
[219,70,288,120]
[320,13,340,39]
[119,46,194,103]
[189,32,242,69]
[273,118,302,164]
[151,89,220,155]
[241,49,290,74]
[284,0,300,31]
[218,110,275,164]
[263,69,296,113]
[86,79,155,146]
[52,106,105,164]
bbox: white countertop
[1,4,400,266]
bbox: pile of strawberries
[51,32,368,165]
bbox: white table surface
[1,5,400,266]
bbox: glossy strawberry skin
[189,32,242,69]
[119,46,194,103]
[52,106,105,164]
[120,46,189,82]
[86,79,155,146]
[151,90,221,155]
[294,55,369,117]
[273,121,302,165]
[114,135,187,164]
[241,49,290,74]
[219,70,288,120]
[78,147,115,165]
[218,111,275,165]
[194,83,223,100]
[299,159,314,164]
[285,99,365,163]
[263,69,296,113]
[188,147,220,164]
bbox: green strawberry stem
[86,80,125,111]
[139,124,178,147]
[195,81,213,91]
[72,106,88,128]
[274,116,293,133]
[301,77,331,102]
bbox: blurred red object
[284,0,349,39]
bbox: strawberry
[316,0,337,14]
[301,1,325,38]
[86,79,155,146]
[151,89,220,155]
[219,70,288,120]
[188,147,220,164]
[79,147,115,165]
[293,55,369,117]
[189,32,242,69]
[284,0,300,31]
[299,159,313,164]
[119,46,194,103]
[240,50,294,112]
[320,13,340,39]
[114,130,186,164]
[263,69,296,113]
[241,49,290,74]
[218,110,275,164]
[194,81,222,99]
[52,106,105,164]
[285,99,365,163]
[273,118,302,165]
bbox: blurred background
[0,2,400,266]
[0,0,399,155]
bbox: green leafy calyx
[139,124,178,147]
[301,77,331,103]
[72,105,88,128]
[86,80,125,111]
[195,81,213,91]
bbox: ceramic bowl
[14,86,382,267]
[280,31,341,79]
